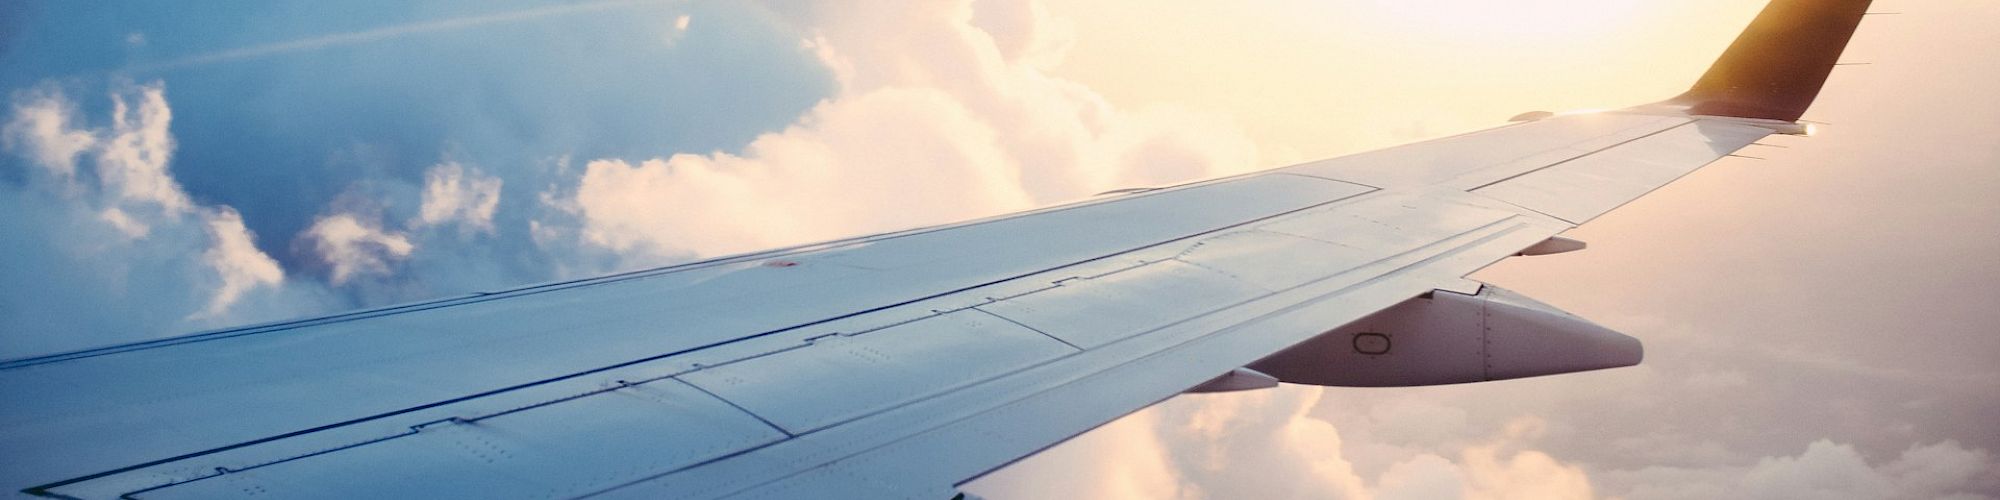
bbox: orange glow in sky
[1045,1,1768,164]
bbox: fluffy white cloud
[195,208,284,319]
[1,88,96,184]
[968,387,1597,500]
[5,2,1989,497]
[304,213,414,285]
[98,207,149,239]
[1602,439,1999,500]
[969,0,1072,70]
[566,87,1032,257]
[1453,419,1593,500]
[972,385,1997,500]
[415,161,503,234]
[543,0,1260,260]
[96,86,190,212]
[964,409,1198,500]
[0,83,291,331]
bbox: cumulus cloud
[1605,439,1998,500]
[194,208,284,319]
[968,387,1598,500]
[97,207,149,239]
[965,409,1198,500]
[303,213,415,285]
[565,88,1033,257]
[1,88,95,183]
[415,161,502,234]
[540,0,1260,260]
[5,84,269,262]
[4,2,1991,498]
[0,82,302,353]
[95,86,189,212]
[279,158,520,302]
[3,83,190,219]
[968,0,1072,70]
[976,385,1999,500]
[1452,419,1594,500]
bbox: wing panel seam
[1465,119,1697,192]
[579,216,1536,498]
[22,184,1382,494]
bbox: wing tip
[1666,0,1875,122]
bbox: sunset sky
[2,1,1995,498]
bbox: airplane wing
[0,1,1871,498]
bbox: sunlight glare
[1348,0,1650,42]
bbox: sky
[1,1,1995,499]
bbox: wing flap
[1,173,1373,493]
[678,309,1078,434]
[978,260,1269,350]
[587,196,1559,498]
[597,203,1559,499]
[124,379,785,500]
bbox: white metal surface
[1473,118,1771,223]
[611,210,1562,499]
[0,172,1365,494]
[0,0,1872,495]
[134,379,784,499]
[677,310,1076,434]
[0,113,1776,498]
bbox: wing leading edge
[0,1,1870,498]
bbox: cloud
[5,0,844,349]
[415,161,502,234]
[2,3,1992,498]
[303,212,414,285]
[0,82,307,355]
[564,87,1033,258]
[97,206,148,239]
[1453,419,1593,500]
[540,0,1260,260]
[663,14,692,47]
[194,207,284,319]
[95,84,188,212]
[963,409,1198,500]
[977,386,1999,500]
[1605,440,1998,500]
[1,87,94,183]
[299,159,513,298]
[12,0,833,297]
[969,387,1600,500]
[968,0,1072,70]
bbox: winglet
[1669,0,1873,122]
